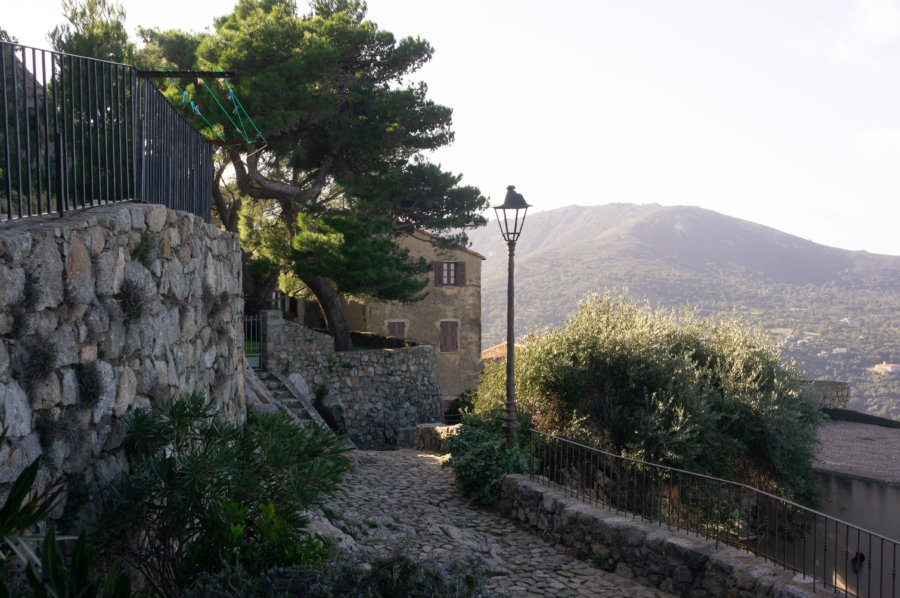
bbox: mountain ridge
[468,203,900,420]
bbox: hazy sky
[6,0,900,255]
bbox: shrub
[181,549,489,598]
[13,337,56,389]
[76,360,105,406]
[97,392,353,596]
[116,279,144,324]
[131,231,156,269]
[0,429,129,597]
[473,292,822,502]
[445,391,475,419]
[442,408,532,506]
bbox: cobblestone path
[321,450,675,598]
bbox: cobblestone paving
[322,450,675,598]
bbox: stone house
[345,230,485,410]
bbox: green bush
[116,278,144,324]
[0,429,129,598]
[445,391,475,419]
[97,392,353,596]
[23,527,131,598]
[130,231,156,269]
[474,292,821,502]
[181,549,489,597]
[442,408,532,506]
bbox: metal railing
[530,430,899,597]
[244,314,264,370]
[1,41,211,223]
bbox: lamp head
[493,185,531,243]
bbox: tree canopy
[140,0,489,348]
[49,0,134,62]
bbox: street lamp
[493,185,531,445]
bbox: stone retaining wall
[498,475,818,598]
[261,310,442,449]
[0,203,245,524]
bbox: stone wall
[261,310,442,449]
[0,203,244,523]
[498,475,818,598]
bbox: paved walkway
[321,450,675,598]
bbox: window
[439,321,459,352]
[387,321,406,338]
[434,261,466,287]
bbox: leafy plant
[24,527,131,598]
[13,337,57,390]
[131,231,156,269]
[1,440,62,595]
[97,392,353,597]
[445,391,475,419]
[116,279,144,324]
[76,361,105,406]
[443,408,532,506]
[1,429,128,597]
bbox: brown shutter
[388,321,406,338]
[439,321,448,351]
[440,321,458,352]
[449,321,458,351]
[457,261,466,287]
[434,261,443,287]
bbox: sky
[5,0,900,255]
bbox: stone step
[253,371,318,424]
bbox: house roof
[410,229,486,260]
[816,420,900,485]
[481,342,520,360]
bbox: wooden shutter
[457,261,466,287]
[434,262,444,287]
[388,321,406,338]
[440,321,458,352]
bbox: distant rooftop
[815,420,900,485]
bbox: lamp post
[493,185,531,445]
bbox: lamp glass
[494,205,528,243]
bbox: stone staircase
[253,370,319,426]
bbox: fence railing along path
[530,430,899,598]
[1,41,211,223]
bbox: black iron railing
[244,314,263,370]
[530,430,899,598]
[0,41,211,223]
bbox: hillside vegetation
[469,204,900,420]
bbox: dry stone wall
[0,203,244,524]
[261,310,442,449]
[498,475,818,598]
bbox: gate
[244,314,263,370]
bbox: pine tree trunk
[305,275,353,351]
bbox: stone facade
[345,230,485,409]
[498,475,818,598]
[0,203,244,522]
[261,310,442,449]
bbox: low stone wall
[0,203,244,525]
[498,475,818,598]
[261,310,442,449]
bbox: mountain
[468,204,900,420]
